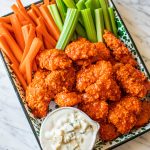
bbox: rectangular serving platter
[1,0,150,149]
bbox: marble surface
[0,0,150,150]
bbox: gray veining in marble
[0,0,150,150]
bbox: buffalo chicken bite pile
[26,30,150,141]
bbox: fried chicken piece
[135,101,150,127]
[37,49,72,71]
[81,93,98,104]
[85,75,121,101]
[45,67,76,95]
[76,61,112,92]
[26,70,52,118]
[103,30,137,67]
[116,64,149,98]
[78,100,108,121]
[108,105,137,134]
[65,38,110,62]
[55,91,82,107]
[118,96,142,115]
[99,122,120,141]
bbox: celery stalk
[108,7,118,36]
[48,4,63,31]
[76,0,86,10]
[99,0,112,31]
[81,8,97,42]
[56,9,79,50]
[56,0,67,22]
[75,0,80,3]
[76,23,87,38]
[63,0,76,8]
[95,8,104,42]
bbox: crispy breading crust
[55,91,81,107]
[37,49,72,71]
[76,61,112,92]
[135,101,150,127]
[78,100,108,121]
[116,64,148,98]
[45,67,76,95]
[26,70,52,118]
[103,30,137,67]
[99,122,120,141]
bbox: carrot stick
[21,25,36,62]
[20,38,42,74]
[16,0,26,14]
[44,0,50,5]
[27,9,38,24]
[0,16,10,23]
[11,64,27,90]
[0,35,19,67]
[10,14,25,50]
[26,58,32,84]
[31,4,42,17]
[0,25,22,62]
[22,24,30,44]
[11,4,35,27]
[36,30,45,50]
[0,23,13,33]
[39,5,60,40]
[36,24,56,48]
[44,37,53,49]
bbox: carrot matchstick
[0,35,19,67]
[0,25,22,62]
[20,38,42,74]
[10,14,25,50]
[39,5,60,40]
[11,64,27,90]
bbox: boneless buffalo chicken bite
[55,91,82,107]
[103,30,137,67]
[99,122,120,141]
[26,70,52,118]
[76,60,113,92]
[116,64,150,98]
[37,49,72,71]
[78,100,108,121]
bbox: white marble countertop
[0,0,150,150]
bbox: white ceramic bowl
[40,107,100,150]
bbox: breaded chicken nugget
[135,101,150,127]
[99,122,120,141]
[45,67,76,95]
[108,105,137,134]
[119,96,142,115]
[76,61,112,92]
[65,38,110,61]
[78,100,108,121]
[81,93,98,104]
[116,64,149,98]
[103,30,137,67]
[55,91,81,107]
[26,70,52,118]
[85,75,121,101]
[37,49,72,71]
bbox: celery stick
[99,0,112,31]
[48,4,63,31]
[75,0,80,3]
[56,9,79,50]
[108,7,118,36]
[93,0,101,8]
[71,32,78,41]
[76,0,86,10]
[81,8,97,42]
[56,0,67,22]
[95,8,104,42]
[63,0,84,26]
[85,0,100,9]
[76,23,87,38]
[63,0,76,8]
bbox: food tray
[1,0,150,149]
